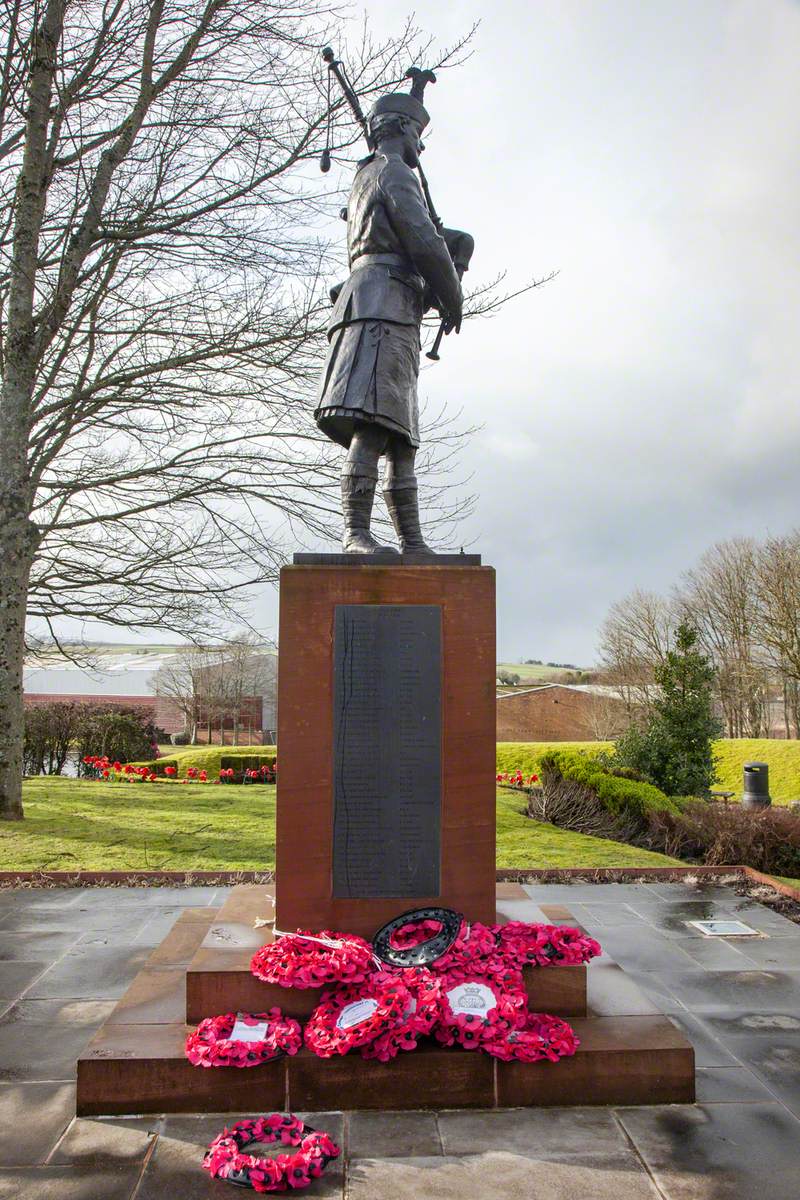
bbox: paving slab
[49,1116,154,1165]
[349,1111,440,1158]
[693,1066,777,1104]
[0,889,85,910]
[0,1164,141,1200]
[652,968,800,1014]
[617,1101,800,1200]
[0,998,115,1027]
[697,1008,800,1118]
[24,946,151,1000]
[0,962,48,1003]
[667,935,759,970]
[664,1013,740,1068]
[0,1011,106,1082]
[436,1106,632,1161]
[0,931,83,961]
[0,1081,76,1165]
[347,1150,660,1199]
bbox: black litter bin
[742,762,770,809]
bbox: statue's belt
[350,253,423,285]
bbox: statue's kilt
[315,318,420,449]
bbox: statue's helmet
[367,68,436,138]
[368,91,429,134]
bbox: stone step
[77,1014,693,1116]
[185,884,588,1023]
[75,886,694,1115]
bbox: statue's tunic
[315,151,461,449]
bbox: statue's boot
[342,476,398,554]
[383,484,436,556]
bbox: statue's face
[401,122,423,168]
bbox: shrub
[171,733,191,746]
[74,705,160,774]
[526,775,620,839]
[646,802,800,877]
[538,749,681,827]
[614,624,721,797]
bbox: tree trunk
[0,522,36,819]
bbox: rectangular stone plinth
[76,890,695,1115]
[275,564,497,936]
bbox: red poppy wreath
[185,1009,301,1068]
[494,922,602,969]
[203,1114,339,1193]
[434,971,527,1050]
[251,929,375,989]
[483,1011,580,1063]
[361,966,443,1062]
[304,972,410,1057]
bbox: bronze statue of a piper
[315,64,473,555]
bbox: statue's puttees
[315,68,473,555]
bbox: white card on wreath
[230,1013,270,1042]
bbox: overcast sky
[44,1,800,667]
[332,0,799,665]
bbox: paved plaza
[0,881,798,1199]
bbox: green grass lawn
[1,777,683,873]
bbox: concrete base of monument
[76,884,695,1115]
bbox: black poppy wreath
[203,1114,339,1193]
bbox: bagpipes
[320,48,474,362]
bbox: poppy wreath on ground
[185,1010,302,1068]
[203,1114,340,1193]
[434,971,528,1050]
[494,922,602,969]
[483,1011,580,1063]
[250,930,375,990]
[372,907,463,968]
[361,966,443,1062]
[184,1003,303,1070]
[304,971,411,1058]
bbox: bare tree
[598,589,673,713]
[754,533,800,737]
[153,645,208,743]
[0,1,482,817]
[676,538,770,737]
[578,689,631,741]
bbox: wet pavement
[0,881,798,1198]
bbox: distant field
[496,662,590,684]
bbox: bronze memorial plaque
[332,604,441,898]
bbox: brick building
[23,648,277,744]
[496,684,629,742]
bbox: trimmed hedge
[132,745,276,779]
[537,748,682,823]
[496,741,610,776]
[497,739,800,805]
